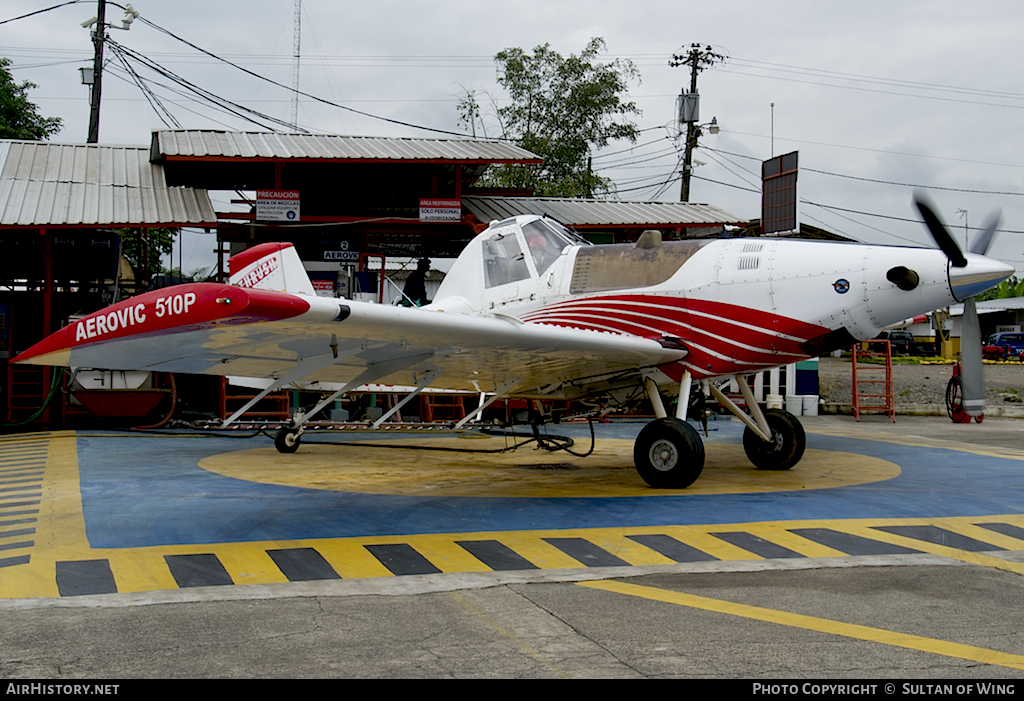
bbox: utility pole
[87,0,106,143]
[670,44,725,202]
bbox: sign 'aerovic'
[256,190,301,222]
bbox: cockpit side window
[522,220,569,275]
[483,229,531,288]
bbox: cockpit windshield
[523,219,569,275]
[542,218,591,246]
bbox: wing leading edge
[13,282,687,399]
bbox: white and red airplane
[12,195,1013,488]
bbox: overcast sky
[3,0,1024,275]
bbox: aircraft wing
[12,282,686,398]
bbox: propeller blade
[914,191,968,268]
[959,296,985,418]
[968,210,1002,256]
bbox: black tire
[634,417,705,488]
[275,425,302,453]
[742,408,805,470]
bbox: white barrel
[786,395,803,415]
[802,395,819,416]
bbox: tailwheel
[742,408,806,470]
[275,424,303,453]
[634,417,705,488]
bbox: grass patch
[852,355,951,365]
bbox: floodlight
[121,4,140,29]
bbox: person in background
[403,258,431,307]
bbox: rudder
[228,242,315,296]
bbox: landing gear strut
[633,373,808,488]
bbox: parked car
[912,340,937,357]
[874,330,915,355]
[984,332,1024,360]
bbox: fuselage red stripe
[536,311,801,361]
[520,293,826,378]
[521,295,824,342]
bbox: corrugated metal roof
[153,130,542,163]
[463,196,745,228]
[0,140,217,228]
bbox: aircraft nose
[949,254,1015,301]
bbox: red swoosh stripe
[521,294,828,378]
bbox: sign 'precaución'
[256,190,301,222]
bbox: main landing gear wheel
[275,425,302,453]
[634,417,705,488]
[742,408,806,470]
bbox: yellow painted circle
[199,436,900,498]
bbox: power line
[594,145,679,170]
[802,202,917,245]
[728,57,1024,104]
[700,150,761,190]
[104,65,250,131]
[718,66,1024,112]
[107,38,307,132]
[703,146,1024,197]
[590,135,674,161]
[105,43,181,128]
[130,13,475,138]
[691,174,759,194]
[804,199,1024,235]
[802,167,1024,197]
[0,1,87,26]
[718,129,1024,171]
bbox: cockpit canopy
[482,217,585,288]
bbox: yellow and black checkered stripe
[5,431,1024,598]
[6,515,1024,598]
[0,435,52,570]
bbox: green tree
[460,38,641,198]
[0,58,62,140]
[977,275,1024,301]
[118,227,179,280]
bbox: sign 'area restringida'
[419,198,461,222]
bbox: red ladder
[422,394,465,423]
[852,340,895,422]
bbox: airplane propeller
[914,194,968,267]
[969,211,1002,256]
[913,192,1003,421]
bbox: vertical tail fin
[228,242,315,296]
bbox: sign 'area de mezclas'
[256,190,301,222]
[761,151,798,235]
